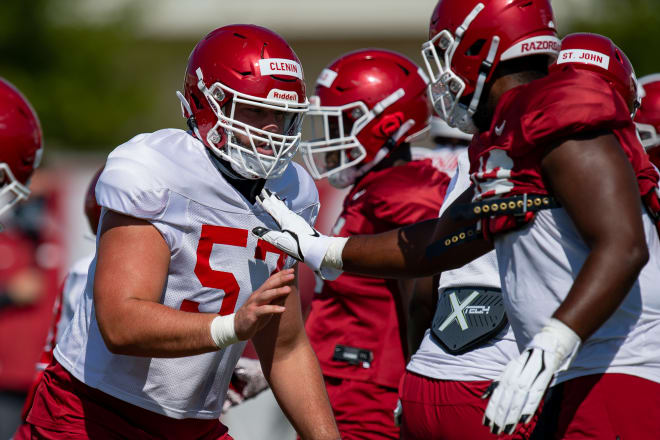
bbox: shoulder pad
[521,68,631,146]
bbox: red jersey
[0,230,60,392]
[305,159,450,389]
[468,66,660,236]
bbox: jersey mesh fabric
[54,129,319,419]
[495,207,660,385]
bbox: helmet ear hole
[191,93,203,111]
[465,39,486,56]
[615,50,623,64]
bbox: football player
[253,2,660,438]
[399,153,521,439]
[0,78,42,225]
[636,74,660,168]
[300,48,449,439]
[23,25,339,440]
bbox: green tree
[0,0,149,150]
[567,0,660,77]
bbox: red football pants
[20,360,232,440]
[553,373,660,439]
[323,375,399,440]
[398,371,538,440]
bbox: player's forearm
[342,217,490,278]
[97,300,220,357]
[265,334,339,439]
[553,240,647,340]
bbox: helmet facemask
[301,88,408,188]
[636,122,660,151]
[0,163,31,223]
[181,67,308,180]
[301,98,368,187]
[422,4,495,135]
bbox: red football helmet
[84,167,104,234]
[421,0,559,133]
[551,33,639,115]
[0,77,43,219]
[177,24,308,179]
[301,49,431,188]
[635,75,660,165]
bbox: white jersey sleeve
[407,150,519,381]
[56,253,94,345]
[55,129,319,419]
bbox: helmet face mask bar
[422,30,472,133]
[183,67,308,180]
[421,4,488,134]
[636,122,660,151]
[301,99,369,182]
[301,87,414,188]
[0,163,31,221]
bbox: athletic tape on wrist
[210,314,240,349]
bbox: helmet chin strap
[467,36,500,119]
[176,90,203,142]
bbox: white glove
[252,188,346,280]
[393,399,403,427]
[482,318,581,435]
[233,357,268,399]
[222,357,269,413]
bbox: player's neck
[489,73,537,106]
[475,70,547,132]
[206,149,265,204]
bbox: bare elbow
[95,310,134,355]
[620,238,649,277]
[630,241,650,272]
[98,323,131,355]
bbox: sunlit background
[1,0,659,438]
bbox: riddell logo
[520,39,560,53]
[267,89,299,102]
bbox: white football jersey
[55,129,319,420]
[57,253,94,346]
[496,206,660,385]
[411,145,462,176]
[407,151,519,381]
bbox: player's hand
[482,318,581,435]
[234,268,294,340]
[252,188,343,280]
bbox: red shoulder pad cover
[521,67,631,147]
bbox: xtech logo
[438,291,481,331]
